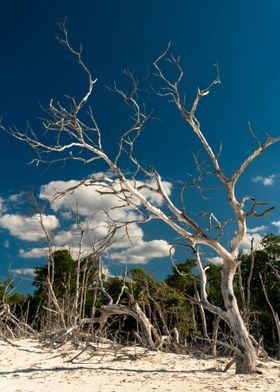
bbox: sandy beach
[0,338,279,392]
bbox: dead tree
[80,259,161,350]
[2,22,280,373]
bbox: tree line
[1,234,279,359]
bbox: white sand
[0,338,279,392]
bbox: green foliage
[206,264,224,308]
[25,234,280,354]
[239,234,280,352]
[165,260,197,297]
[0,279,27,317]
[33,249,75,299]
[102,268,196,337]
[131,268,195,336]
[261,234,280,258]
[241,235,280,311]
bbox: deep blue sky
[1,0,280,293]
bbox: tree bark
[211,315,220,356]
[194,286,209,340]
[221,260,256,374]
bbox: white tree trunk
[221,261,256,374]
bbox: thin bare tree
[2,22,280,373]
[259,273,280,358]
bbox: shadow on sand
[0,365,220,377]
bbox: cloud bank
[0,175,173,266]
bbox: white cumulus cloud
[39,177,172,216]
[252,174,276,186]
[239,234,263,253]
[272,221,280,233]
[20,247,53,259]
[10,175,173,265]
[247,225,267,234]
[207,256,223,265]
[9,268,35,276]
[0,213,59,241]
[108,239,172,264]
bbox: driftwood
[0,304,36,339]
